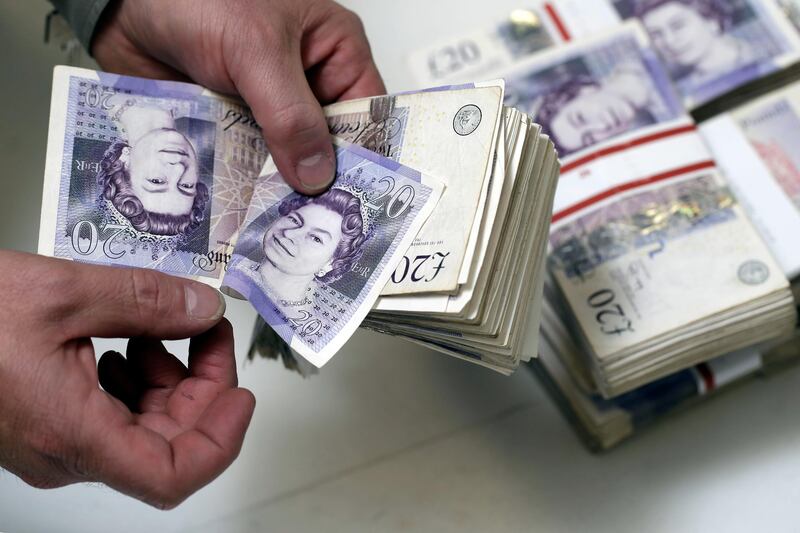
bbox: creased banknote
[407,1,622,87]
[223,139,443,367]
[39,66,267,286]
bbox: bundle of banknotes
[408,0,800,446]
[37,66,559,372]
[534,330,800,451]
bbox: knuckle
[226,17,295,79]
[34,263,83,322]
[127,269,170,323]
[340,8,365,33]
[323,5,366,40]
[269,101,326,146]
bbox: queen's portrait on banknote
[42,68,271,282]
[503,25,682,158]
[223,140,441,365]
[612,0,800,105]
[632,0,755,83]
[534,64,661,155]
[238,188,367,315]
[99,98,211,236]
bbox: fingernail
[185,284,226,320]
[296,152,335,192]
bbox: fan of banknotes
[37,66,560,373]
[406,0,800,448]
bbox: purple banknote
[223,140,442,368]
[40,66,267,285]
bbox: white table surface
[1,1,800,532]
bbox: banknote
[39,66,267,286]
[699,81,800,279]
[407,6,563,87]
[733,91,800,213]
[499,22,683,159]
[534,331,769,450]
[324,83,504,294]
[549,169,787,364]
[607,0,800,108]
[406,1,622,87]
[222,139,443,368]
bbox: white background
[1,1,799,531]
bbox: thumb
[230,38,335,194]
[52,259,226,341]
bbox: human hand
[0,251,255,509]
[91,0,386,194]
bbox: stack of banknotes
[37,66,559,372]
[408,0,800,446]
[534,330,800,450]
[360,105,558,374]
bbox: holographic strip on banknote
[549,174,737,279]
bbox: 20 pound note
[39,66,267,286]
[223,139,443,368]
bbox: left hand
[0,252,255,509]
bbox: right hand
[92,0,387,194]
[0,251,255,509]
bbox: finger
[333,63,387,102]
[45,257,226,341]
[92,11,192,83]
[83,387,255,509]
[304,11,386,103]
[230,31,335,194]
[126,338,189,389]
[187,319,237,388]
[167,388,255,500]
[308,49,386,103]
[98,351,143,412]
[126,338,190,414]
